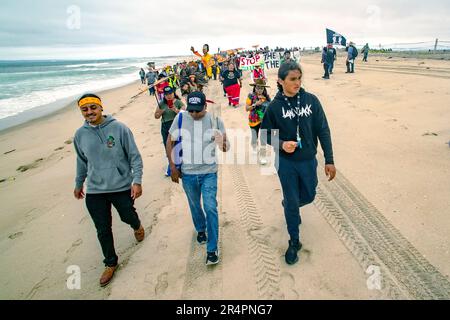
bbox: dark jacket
[261,88,334,164]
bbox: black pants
[323,63,330,78]
[86,190,141,267]
[161,120,173,147]
[277,157,318,240]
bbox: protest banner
[263,51,282,69]
[238,54,265,71]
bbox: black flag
[326,28,347,46]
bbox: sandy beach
[1,53,449,300]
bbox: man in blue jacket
[73,93,145,287]
[346,42,357,73]
[261,62,336,265]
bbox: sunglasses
[188,110,203,114]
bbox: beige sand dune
[0,53,449,299]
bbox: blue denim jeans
[277,157,318,241]
[182,173,219,253]
[328,60,334,73]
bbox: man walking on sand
[166,91,229,265]
[73,93,145,287]
[346,42,357,73]
[261,62,336,265]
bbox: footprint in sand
[157,237,168,252]
[16,158,44,172]
[8,231,24,240]
[220,219,233,228]
[54,146,64,151]
[63,239,83,263]
[280,272,299,299]
[3,149,16,155]
[0,177,16,183]
[155,272,169,296]
[299,247,312,263]
[249,226,278,243]
[78,216,89,225]
[64,139,73,145]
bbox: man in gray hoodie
[73,93,145,287]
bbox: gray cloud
[1,0,449,57]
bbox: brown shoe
[99,265,117,287]
[134,225,145,242]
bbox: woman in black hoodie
[261,61,337,265]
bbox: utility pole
[434,38,438,53]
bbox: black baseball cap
[163,86,174,95]
[186,91,206,112]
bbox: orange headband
[78,97,102,108]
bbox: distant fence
[375,40,450,51]
[297,39,450,53]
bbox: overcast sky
[1,0,449,59]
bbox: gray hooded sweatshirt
[74,115,143,194]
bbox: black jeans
[323,63,330,78]
[277,157,318,241]
[86,190,141,267]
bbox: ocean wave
[0,72,137,119]
[65,62,110,68]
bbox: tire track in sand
[315,163,450,299]
[229,165,282,299]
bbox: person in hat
[73,93,145,286]
[155,86,186,176]
[145,67,158,96]
[180,73,206,99]
[166,91,229,266]
[261,61,336,265]
[246,78,271,164]
[220,62,242,107]
[252,64,266,81]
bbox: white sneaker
[259,157,268,165]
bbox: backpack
[173,113,183,170]
[352,46,358,59]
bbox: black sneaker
[285,240,302,265]
[197,232,207,245]
[206,251,219,265]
